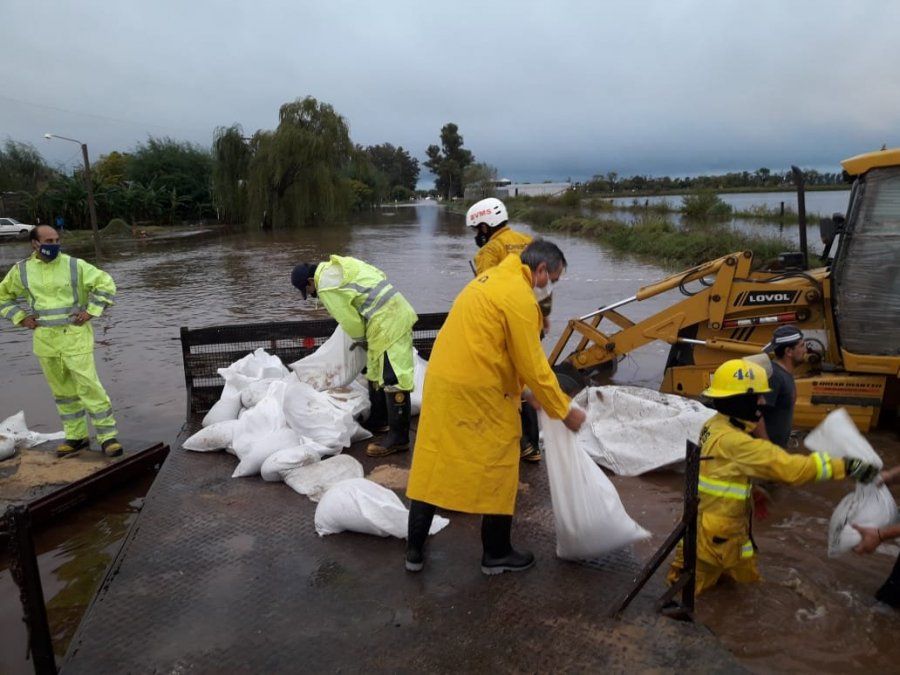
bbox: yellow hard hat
[702,358,772,398]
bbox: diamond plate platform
[63,423,741,673]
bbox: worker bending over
[467,196,550,462]
[667,358,878,595]
[405,239,585,575]
[0,225,121,457]
[292,256,417,457]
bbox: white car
[0,217,35,238]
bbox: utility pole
[44,134,102,258]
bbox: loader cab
[829,148,900,358]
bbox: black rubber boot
[363,380,388,433]
[519,401,541,462]
[406,500,437,572]
[366,390,411,457]
[480,514,535,575]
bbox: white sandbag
[540,408,650,560]
[828,483,898,556]
[201,371,254,427]
[574,386,715,476]
[231,381,287,457]
[240,378,281,409]
[804,408,897,556]
[314,478,449,538]
[183,419,239,452]
[288,326,367,391]
[0,411,66,460]
[260,445,322,481]
[804,407,882,467]
[328,379,371,420]
[283,381,356,450]
[283,455,364,502]
[232,427,300,478]
[0,435,15,461]
[410,352,428,416]
[220,348,289,381]
[201,388,242,427]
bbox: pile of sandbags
[181,332,447,542]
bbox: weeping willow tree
[211,124,252,224]
[246,97,354,228]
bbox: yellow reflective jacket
[0,253,116,357]
[406,254,571,515]
[473,226,532,274]
[314,255,417,387]
[697,413,846,539]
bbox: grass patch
[539,213,788,269]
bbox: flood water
[1,203,898,672]
[606,189,851,245]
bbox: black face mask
[714,394,762,423]
[474,231,490,248]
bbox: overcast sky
[2,0,898,184]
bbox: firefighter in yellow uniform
[667,358,879,594]
[405,240,586,575]
[0,226,121,457]
[291,256,417,457]
[467,197,551,462]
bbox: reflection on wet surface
[1,203,898,671]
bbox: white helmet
[466,197,508,229]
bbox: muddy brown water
[1,204,898,672]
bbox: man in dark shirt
[754,326,806,448]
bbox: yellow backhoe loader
[551,148,900,431]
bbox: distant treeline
[0,96,422,229]
[583,168,845,195]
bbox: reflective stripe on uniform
[362,288,397,318]
[93,422,117,432]
[357,279,391,315]
[17,260,35,306]
[91,289,115,302]
[89,408,114,421]
[741,540,755,558]
[0,301,20,319]
[59,410,86,421]
[697,476,752,500]
[39,317,74,327]
[69,257,80,307]
[812,451,833,481]
[54,396,80,405]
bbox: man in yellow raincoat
[405,239,586,575]
[667,358,879,595]
[0,225,121,457]
[292,256,417,457]
[467,196,549,463]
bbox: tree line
[0,96,423,229]
[584,167,845,195]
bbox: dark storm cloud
[2,0,898,181]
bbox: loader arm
[550,251,757,371]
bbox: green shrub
[681,190,733,219]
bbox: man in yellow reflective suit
[0,225,121,457]
[405,239,586,575]
[292,255,417,457]
[467,196,550,463]
[667,358,879,595]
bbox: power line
[0,93,212,138]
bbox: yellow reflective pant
[667,531,761,596]
[38,352,118,443]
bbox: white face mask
[533,279,555,302]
